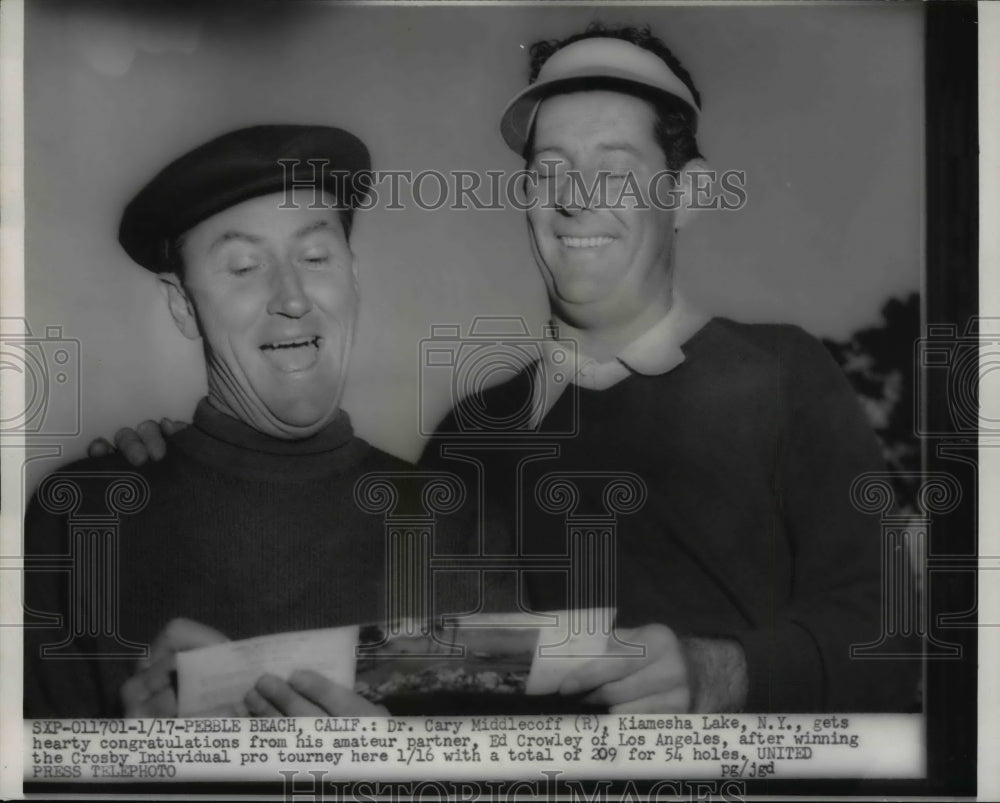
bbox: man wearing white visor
[425,24,915,714]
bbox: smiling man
[421,24,916,713]
[158,190,358,439]
[525,89,688,361]
[23,125,410,717]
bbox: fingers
[608,686,692,715]
[113,418,175,464]
[285,670,388,716]
[114,425,151,466]
[121,654,177,717]
[559,653,647,696]
[94,418,184,464]
[248,674,326,717]
[245,684,290,718]
[87,438,115,458]
[137,419,167,461]
[582,656,688,708]
[160,418,188,437]
[128,686,177,717]
[559,625,673,696]
[150,617,228,664]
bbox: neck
[205,379,341,441]
[170,398,362,483]
[554,287,675,363]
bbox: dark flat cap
[119,124,371,272]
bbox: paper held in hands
[175,609,614,716]
[175,626,360,716]
[524,607,616,695]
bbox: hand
[558,624,748,713]
[87,418,187,465]
[246,671,388,717]
[120,617,228,717]
[559,623,692,714]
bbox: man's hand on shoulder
[87,418,187,465]
[558,623,748,713]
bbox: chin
[261,393,340,432]
[280,407,339,430]
[553,283,612,308]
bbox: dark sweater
[421,319,917,712]
[23,400,461,718]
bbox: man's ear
[673,158,711,231]
[159,273,200,341]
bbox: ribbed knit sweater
[23,400,443,718]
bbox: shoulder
[694,318,828,362]
[30,451,152,505]
[425,365,535,439]
[687,318,842,382]
[355,442,414,473]
[25,451,160,551]
[27,430,200,515]
[682,319,854,414]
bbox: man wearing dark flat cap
[23,125,414,718]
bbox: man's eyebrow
[207,220,336,251]
[293,219,336,238]
[531,146,566,159]
[209,231,262,251]
[595,143,644,158]
[530,143,645,160]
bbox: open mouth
[559,236,615,249]
[260,336,322,372]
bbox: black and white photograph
[0,0,990,799]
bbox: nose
[553,171,595,217]
[267,262,312,318]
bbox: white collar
[540,291,710,391]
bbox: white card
[175,625,360,716]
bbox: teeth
[261,336,319,351]
[560,236,614,248]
